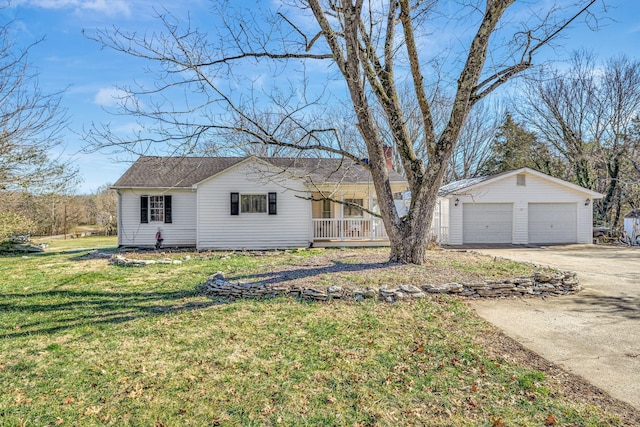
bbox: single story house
[112,155,408,250]
[113,158,603,249]
[436,168,604,245]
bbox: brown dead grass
[216,247,550,290]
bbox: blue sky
[5,0,640,194]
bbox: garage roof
[439,168,603,198]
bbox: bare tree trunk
[388,191,438,264]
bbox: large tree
[517,52,640,227]
[87,1,600,263]
[0,16,79,243]
[0,18,78,194]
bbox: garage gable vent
[516,174,526,186]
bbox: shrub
[0,211,34,243]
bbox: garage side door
[528,203,577,244]
[463,203,513,244]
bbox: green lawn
[0,241,627,426]
[32,235,118,252]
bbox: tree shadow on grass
[0,246,119,260]
[0,289,223,340]
[567,294,640,320]
[228,259,398,286]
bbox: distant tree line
[0,186,117,243]
[450,52,640,229]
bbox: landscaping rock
[109,254,192,267]
[197,268,581,302]
[424,283,463,293]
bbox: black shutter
[230,192,239,215]
[164,195,172,223]
[268,192,277,215]
[140,196,149,223]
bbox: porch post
[340,193,344,241]
[369,192,374,241]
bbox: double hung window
[230,192,277,215]
[343,198,364,217]
[140,195,172,223]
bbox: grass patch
[0,240,629,425]
[31,235,118,252]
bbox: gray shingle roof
[438,170,513,196]
[112,156,407,189]
[625,209,640,219]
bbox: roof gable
[112,156,245,189]
[439,168,604,198]
[625,209,640,219]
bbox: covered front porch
[309,191,447,247]
[312,217,390,247]
[310,190,388,247]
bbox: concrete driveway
[468,245,640,410]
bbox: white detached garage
[438,168,603,245]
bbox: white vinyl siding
[196,159,311,250]
[528,203,577,244]
[446,171,598,245]
[117,189,196,247]
[463,203,513,244]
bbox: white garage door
[528,203,577,244]
[463,203,513,244]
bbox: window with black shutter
[140,196,149,223]
[141,195,173,223]
[268,192,277,215]
[164,195,172,223]
[230,192,239,215]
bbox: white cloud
[112,121,143,135]
[94,87,131,107]
[16,0,131,17]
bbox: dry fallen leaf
[491,416,505,427]
[84,405,103,416]
[544,413,557,425]
[62,397,74,405]
[15,393,32,405]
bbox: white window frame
[149,195,165,222]
[344,198,364,218]
[322,199,332,218]
[241,194,267,214]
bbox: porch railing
[312,218,448,243]
[312,218,387,240]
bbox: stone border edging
[197,270,580,302]
[109,254,189,266]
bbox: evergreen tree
[480,113,565,177]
